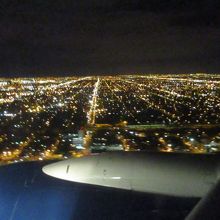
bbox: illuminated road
[87,77,101,125]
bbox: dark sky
[0,0,220,77]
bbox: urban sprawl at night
[0,73,220,164]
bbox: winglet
[185,179,220,220]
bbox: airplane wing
[186,178,220,220]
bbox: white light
[111,177,121,179]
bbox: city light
[0,73,220,164]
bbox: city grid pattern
[0,74,220,164]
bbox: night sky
[0,0,220,77]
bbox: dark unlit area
[0,1,220,76]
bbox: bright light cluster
[0,73,220,164]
